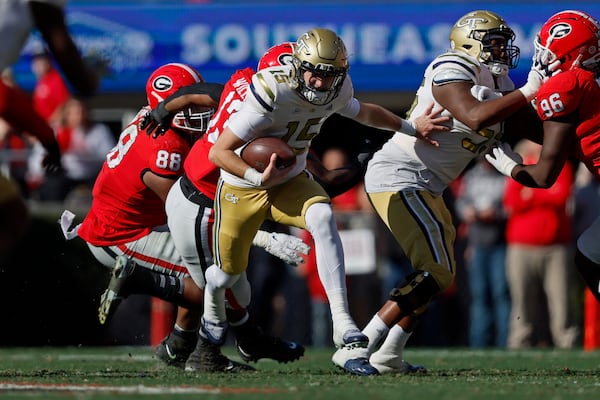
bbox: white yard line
[0,382,281,395]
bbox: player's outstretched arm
[140,83,224,138]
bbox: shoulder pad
[431,53,479,86]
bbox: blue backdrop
[12,2,600,94]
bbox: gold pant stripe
[368,189,456,291]
[400,190,453,273]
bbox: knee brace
[389,270,441,316]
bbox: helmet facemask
[172,105,214,137]
[292,28,349,106]
[293,58,347,105]
[532,36,565,79]
[478,31,520,76]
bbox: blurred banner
[11,2,600,94]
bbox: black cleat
[185,336,255,373]
[234,322,305,363]
[155,330,198,369]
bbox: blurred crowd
[1,51,115,205]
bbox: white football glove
[518,68,544,101]
[252,230,311,266]
[470,85,497,101]
[485,142,523,177]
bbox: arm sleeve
[166,82,225,104]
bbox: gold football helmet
[292,28,349,105]
[449,10,520,76]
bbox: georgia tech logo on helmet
[549,22,572,39]
[152,75,174,92]
[457,17,488,29]
[296,33,311,53]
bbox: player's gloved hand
[252,230,311,266]
[485,142,523,177]
[532,45,563,80]
[42,141,64,175]
[518,68,544,101]
[139,101,173,138]
[470,85,502,101]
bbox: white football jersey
[365,51,514,196]
[222,64,360,188]
[0,0,66,71]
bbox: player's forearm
[167,83,224,104]
[164,94,217,113]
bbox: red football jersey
[78,108,192,245]
[184,67,254,200]
[536,68,600,177]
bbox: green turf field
[0,346,599,399]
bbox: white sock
[374,324,412,359]
[362,314,390,354]
[203,284,226,323]
[203,265,239,323]
[327,289,356,334]
[305,203,355,335]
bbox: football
[240,137,296,172]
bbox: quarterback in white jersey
[349,10,548,374]
[205,29,449,376]
[220,62,359,189]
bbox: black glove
[42,141,64,175]
[139,101,173,138]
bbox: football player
[485,10,600,304]
[139,44,308,371]
[336,10,550,374]
[202,29,450,376]
[67,62,307,372]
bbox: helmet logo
[548,23,572,39]
[279,53,294,66]
[296,35,311,54]
[152,75,173,92]
[457,17,487,29]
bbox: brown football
[240,137,296,172]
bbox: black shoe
[185,336,255,373]
[155,330,197,369]
[234,322,305,363]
